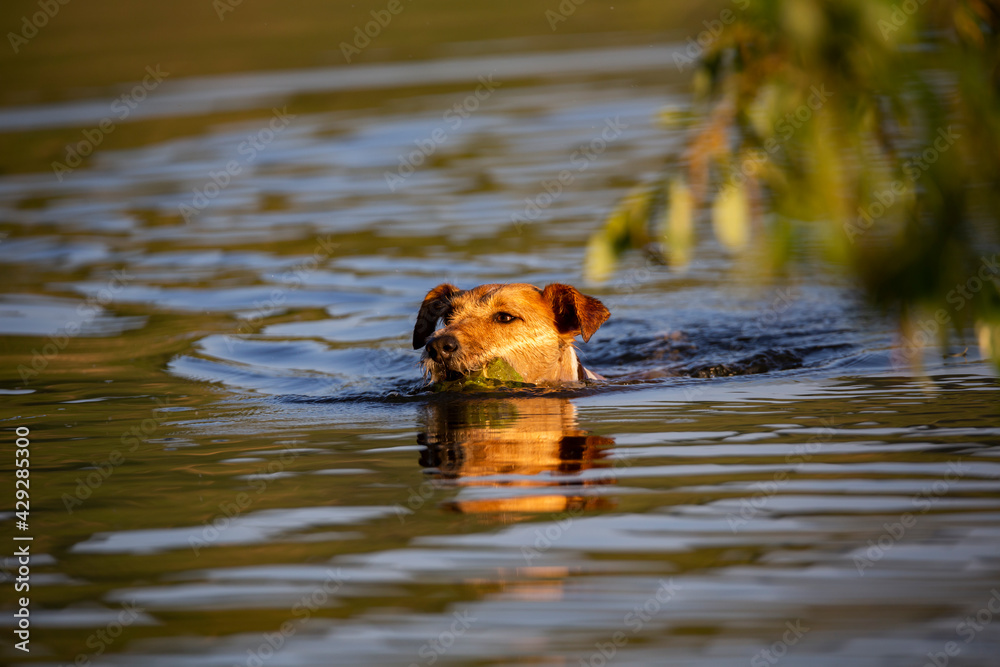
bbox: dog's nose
[427,334,459,362]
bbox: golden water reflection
[418,397,617,514]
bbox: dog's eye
[494,312,518,324]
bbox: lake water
[2,12,1000,667]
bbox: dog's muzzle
[426,334,459,363]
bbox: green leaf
[712,183,750,251]
[479,358,525,382]
[656,106,692,130]
[660,178,693,267]
[585,184,656,283]
[584,233,616,284]
[431,358,532,392]
[977,321,1000,371]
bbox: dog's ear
[413,283,461,349]
[541,284,610,342]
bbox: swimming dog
[413,283,609,385]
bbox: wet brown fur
[412,283,610,385]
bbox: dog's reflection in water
[417,397,617,515]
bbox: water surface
[2,22,1000,667]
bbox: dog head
[412,282,609,384]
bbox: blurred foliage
[588,0,1000,366]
